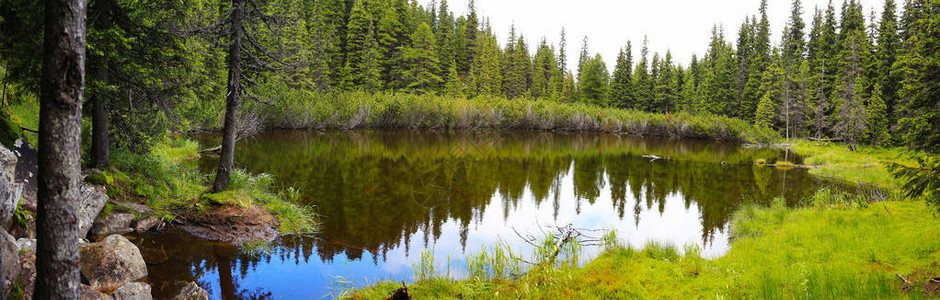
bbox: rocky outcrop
[79,235,148,293]
[0,144,23,229]
[173,282,209,300]
[110,282,152,300]
[1,229,20,297]
[15,238,34,253]
[17,250,35,300]
[79,184,110,238]
[89,213,135,238]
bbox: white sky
[420,0,886,70]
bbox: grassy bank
[349,189,940,299]
[258,89,779,145]
[789,140,923,189]
[90,136,318,236]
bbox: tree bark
[91,61,109,169]
[36,0,86,297]
[212,0,244,192]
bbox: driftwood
[641,154,663,162]
[897,272,914,292]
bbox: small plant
[414,248,436,281]
[239,240,274,258]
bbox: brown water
[141,130,834,299]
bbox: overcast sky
[418,0,887,71]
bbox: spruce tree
[578,54,609,106]
[532,39,559,99]
[436,0,455,85]
[755,93,776,128]
[876,0,900,123]
[609,41,634,109]
[344,0,377,89]
[634,36,652,110]
[403,23,441,94]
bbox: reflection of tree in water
[225,130,822,264]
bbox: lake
[141,130,833,299]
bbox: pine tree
[403,23,441,94]
[876,0,900,124]
[577,35,589,79]
[344,0,378,89]
[578,54,609,106]
[755,93,776,128]
[834,30,869,150]
[867,83,890,146]
[634,36,652,110]
[457,0,478,73]
[376,3,405,89]
[893,0,940,151]
[469,28,501,96]
[558,27,568,77]
[436,0,455,85]
[609,41,634,109]
[531,39,559,99]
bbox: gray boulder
[79,235,148,293]
[79,184,109,238]
[173,282,209,300]
[1,229,21,297]
[80,284,110,300]
[133,216,161,233]
[0,145,22,229]
[109,282,152,300]
[89,213,135,237]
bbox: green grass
[8,95,38,147]
[258,88,780,145]
[790,140,924,189]
[349,191,940,299]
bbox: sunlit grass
[790,140,922,189]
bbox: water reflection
[146,130,823,299]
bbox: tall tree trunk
[36,0,86,297]
[91,62,109,169]
[212,0,244,192]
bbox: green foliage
[577,54,608,106]
[260,90,780,144]
[754,93,775,128]
[240,240,275,258]
[890,157,940,212]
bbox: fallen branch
[19,126,38,133]
[897,272,914,292]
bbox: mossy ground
[790,140,922,189]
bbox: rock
[0,144,23,229]
[173,282,209,300]
[12,140,37,211]
[1,229,21,296]
[110,282,152,300]
[79,235,148,293]
[79,184,109,238]
[133,216,161,233]
[80,284,110,300]
[15,237,34,253]
[113,202,152,215]
[17,251,35,300]
[89,213,135,238]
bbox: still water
[142,130,831,299]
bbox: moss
[84,171,114,186]
[0,105,24,149]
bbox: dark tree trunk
[35,0,86,297]
[91,62,109,169]
[212,0,244,192]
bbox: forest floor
[349,142,940,299]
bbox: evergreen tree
[402,23,441,94]
[558,27,568,77]
[834,30,869,150]
[456,0,478,73]
[578,54,609,106]
[893,0,940,151]
[876,0,900,123]
[634,36,652,110]
[577,35,589,79]
[469,28,501,96]
[344,0,379,89]
[376,2,405,89]
[755,93,776,128]
[436,0,455,85]
[609,41,634,109]
[532,39,559,99]
[867,83,890,146]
